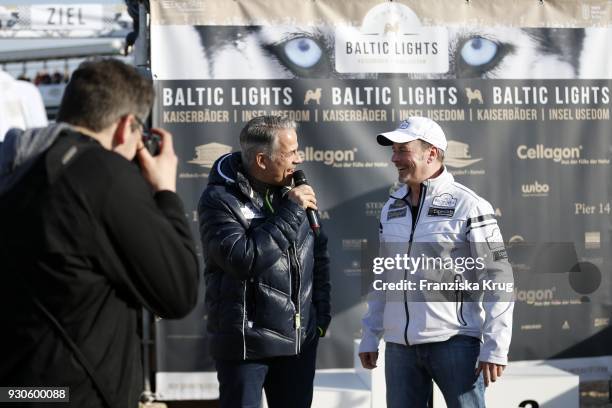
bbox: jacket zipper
[287,246,301,354]
[403,183,427,346]
[242,282,247,359]
[290,245,302,354]
[287,251,292,301]
[454,274,468,326]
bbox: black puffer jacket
[198,152,331,360]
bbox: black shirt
[0,130,199,407]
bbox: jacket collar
[209,152,267,208]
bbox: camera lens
[142,133,161,156]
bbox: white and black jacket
[360,167,514,365]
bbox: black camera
[142,131,161,156]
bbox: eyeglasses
[133,115,150,138]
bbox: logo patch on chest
[389,199,408,209]
[427,207,455,217]
[387,208,408,220]
[432,193,457,208]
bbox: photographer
[0,58,199,407]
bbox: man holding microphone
[198,115,331,408]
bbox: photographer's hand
[136,128,178,192]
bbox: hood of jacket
[208,151,242,186]
[208,152,283,209]
[0,123,71,196]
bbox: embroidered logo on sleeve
[486,228,505,250]
[493,249,508,261]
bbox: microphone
[292,170,320,236]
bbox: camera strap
[31,297,118,408]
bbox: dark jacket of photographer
[0,125,199,408]
[198,152,331,360]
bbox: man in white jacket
[0,69,47,141]
[359,117,514,408]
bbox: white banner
[0,2,130,38]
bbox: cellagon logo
[516,144,582,162]
[515,288,555,304]
[297,147,357,166]
[445,140,482,168]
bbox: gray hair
[239,115,297,167]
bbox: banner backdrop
[150,0,612,399]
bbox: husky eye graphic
[267,34,332,77]
[461,37,498,66]
[456,36,511,78]
[283,37,322,68]
[155,25,591,80]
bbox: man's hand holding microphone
[289,170,321,236]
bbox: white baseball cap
[377,117,447,152]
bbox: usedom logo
[334,3,449,73]
[445,140,483,168]
[188,143,233,168]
